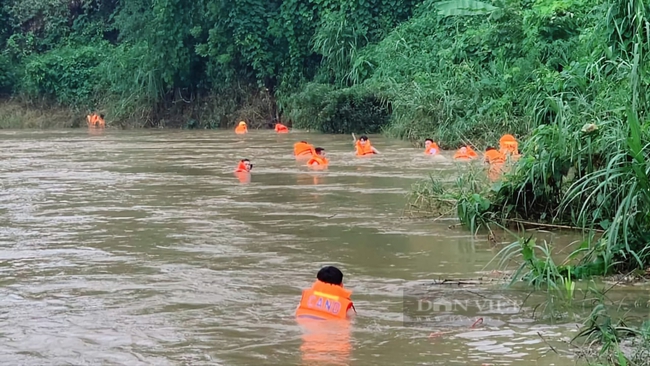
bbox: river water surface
[0,130,583,365]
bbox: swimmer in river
[234,159,253,183]
[296,266,356,320]
[424,138,440,156]
[354,135,379,156]
[275,122,289,133]
[484,146,505,165]
[235,121,248,135]
[484,146,505,182]
[86,113,105,128]
[453,146,478,160]
[294,141,316,160]
[499,134,520,160]
[307,147,329,169]
[234,159,253,173]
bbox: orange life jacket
[275,123,289,133]
[294,142,316,157]
[499,134,516,145]
[355,140,375,156]
[484,149,505,164]
[307,155,329,168]
[499,135,519,156]
[235,121,248,134]
[500,142,519,156]
[234,161,249,173]
[234,171,251,184]
[425,143,440,155]
[87,113,105,128]
[296,281,353,320]
[454,146,478,160]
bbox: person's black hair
[359,135,369,141]
[99,114,105,119]
[425,138,434,143]
[317,266,343,285]
[315,147,325,154]
[486,146,496,151]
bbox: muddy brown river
[0,129,585,365]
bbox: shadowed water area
[0,130,586,365]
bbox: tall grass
[560,110,650,272]
[403,0,650,362]
[0,100,78,129]
[406,165,496,233]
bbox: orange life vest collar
[312,280,352,298]
[235,162,248,172]
[294,142,315,156]
[356,140,375,156]
[499,134,516,144]
[308,155,328,166]
[425,143,439,155]
[485,149,505,164]
[235,124,248,134]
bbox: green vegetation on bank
[0,0,633,143]
[405,0,649,277]
[401,0,650,361]
[0,0,420,129]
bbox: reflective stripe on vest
[296,281,353,320]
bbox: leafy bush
[284,0,605,145]
[20,45,106,106]
[284,83,389,134]
[93,42,165,120]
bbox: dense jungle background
[0,0,642,146]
